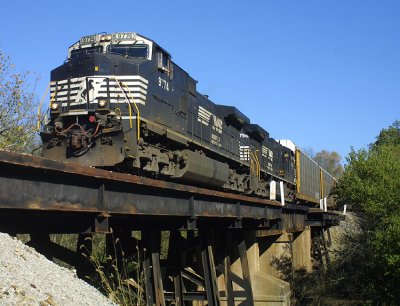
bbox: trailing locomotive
[40,32,335,206]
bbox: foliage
[84,232,146,306]
[302,147,315,159]
[302,147,344,178]
[313,150,344,178]
[372,120,400,148]
[29,233,146,305]
[318,215,383,304]
[330,120,400,304]
[288,121,400,304]
[0,49,40,154]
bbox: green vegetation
[0,49,41,154]
[49,233,146,305]
[313,150,343,178]
[292,121,400,305]
[84,233,145,306]
[303,147,344,178]
[330,120,400,304]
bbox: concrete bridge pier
[218,227,314,305]
[216,231,289,305]
[291,228,313,273]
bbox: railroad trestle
[0,150,340,305]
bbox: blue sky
[1,0,399,162]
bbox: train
[39,32,335,207]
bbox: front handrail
[249,150,261,180]
[113,77,141,142]
[37,77,141,143]
[254,149,261,179]
[37,82,58,130]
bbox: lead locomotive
[41,32,334,204]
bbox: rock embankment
[0,232,116,305]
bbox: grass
[17,232,146,306]
[81,231,146,306]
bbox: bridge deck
[0,149,339,233]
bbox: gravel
[0,232,117,306]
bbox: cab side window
[157,50,173,79]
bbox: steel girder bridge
[0,150,339,305]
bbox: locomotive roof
[69,32,170,55]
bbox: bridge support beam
[142,229,165,306]
[220,232,291,306]
[292,227,312,272]
[10,221,322,306]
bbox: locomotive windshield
[70,46,103,59]
[108,44,149,58]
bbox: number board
[80,35,97,44]
[113,32,137,41]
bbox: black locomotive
[40,32,334,206]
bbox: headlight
[51,103,59,111]
[100,34,112,42]
[98,99,107,108]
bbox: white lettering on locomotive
[158,77,169,91]
[211,134,222,147]
[198,106,223,135]
[212,115,223,134]
[262,145,274,160]
[262,146,274,172]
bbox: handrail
[114,79,133,128]
[249,151,256,179]
[113,77,141,142]
[254,149,260,180]
[37,83,50,130]
[249,152,254,177]
[37,77,141,143]
[36,82,58,131]
[249,150,261,180]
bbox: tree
[373,120,400,148]
[0,49,40,153]
[331,120,400,304]
[302,147,315,159]
[302,147,344,178]
[313,150,343,178]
